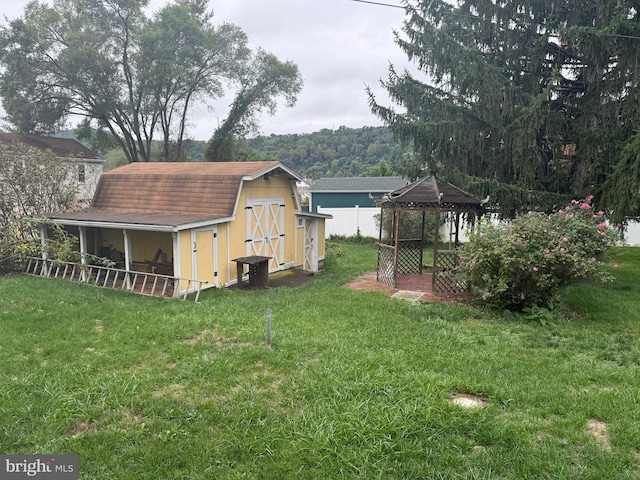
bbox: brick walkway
[347,271,471,304]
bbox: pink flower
[598,222,607,228]
[562,237,568,242]
[591,257,596,262]
[614,264,619,269]
[558,209,564,214]
[565,206,571,211]
[545,249,550,254]
[533,267,538,272]
[597,210,604,216]
[581,203,591,210]
[617,223,622,228]
[571,199,578,204]
[560,247,566,253]
[588,195,594,201]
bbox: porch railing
[24,257,208,303]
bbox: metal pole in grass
[266,308,272,348]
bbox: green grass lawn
[1,242,640,479]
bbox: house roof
[310,176,408,193]
[374,175,485,212]
[0,132,99,160]
[47,161,301,230]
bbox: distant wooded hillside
[60,125,408,178]
[246,126,406,179]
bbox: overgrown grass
[1,243,640,478]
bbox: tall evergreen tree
[369,0,640,220]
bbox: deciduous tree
[0,0,295,163]
[0,142,78,229]
[205,48,302,161]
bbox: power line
[348,0,405,10]
[348,0,640,41]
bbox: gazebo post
[393,208,400,287]
[432,206,440,291]
[420,210,426,272]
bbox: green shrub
[460,196,620,310]
[374,210,440,245]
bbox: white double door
[246,198,285,272]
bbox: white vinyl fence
[316,206,476,241]
[317,206,640,246]
[317,206,380,238]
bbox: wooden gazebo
[373,175,485,293]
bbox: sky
[1,0,418,140]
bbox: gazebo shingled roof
[374,175,484,212]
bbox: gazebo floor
[348,271,471,304]
[395,272,434,293]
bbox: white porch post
[78,226,87,266]
[123,229,132,270]
[78,226,87,282]
[172,232,179,298]
[39,224,48,276]
[123,229,132,289]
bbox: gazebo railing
[433,250,467,294]
[24,257,208,302]
[397,239,423,274]
[377,243,395,288]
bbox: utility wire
[348,0,640,41]
[348,0,404,10]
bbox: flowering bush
[459,196,620,310]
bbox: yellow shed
[45,161,330,297]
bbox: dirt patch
[182,328,251,348]
[586,419,612,452]
[231,268,318,290]
[447,393,490,408]
[153,383,186,400]
[67,421,93,436]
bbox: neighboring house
[0,133,104,205]
[43,161,330,296]
[309,176,409,238]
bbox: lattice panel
[434,250,468,294]
[397,240,422,274]
[377,244,395,288]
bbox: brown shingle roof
[49,161,297,228]
[375,175,484,211]
[0,132,99,159]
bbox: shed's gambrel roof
[0,132,99,159]
[48,161,300,229]
[310,176,408,193]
